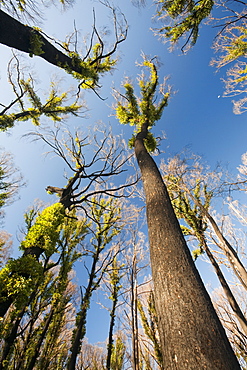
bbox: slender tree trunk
[188,192,247,290]
[106,286,118,370]
[201,237,247,337]
[134,131,240,369]
[0,308,26,369]
[130,255,140,370]
[67,247,101,370]
[26,309,54,370]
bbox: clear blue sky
[0,0,247,344]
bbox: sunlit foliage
[115,58,169,151]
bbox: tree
[152,0,247,112]
[137,291,163,369]
[159,150,247,359]
[0,1,127,91]
[115,58,240,369]
[0,1,128,132]
[211,20,247,114]
[213,286,247,369]
[163,168,247,337]
[105,257,123,370]
[0,149,23,218]
[160,152,247,291]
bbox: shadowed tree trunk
[134,127,240,369]
[0,10,84,73]
[0,7,126,87]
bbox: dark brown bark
[0,9,87,75]
[134,132,240,369]
[106,285,118,370]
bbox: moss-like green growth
[62,43,117,89]
[155,0,214,47]
[0,255,43,302]
[0,80,82,131]
[21,203,65,257]
[29,29,45,57]
[116,59,169,152]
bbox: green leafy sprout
[115,58,170,152]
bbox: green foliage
[155,0,214,47]
[0,167,9,209]
[166,175,212,259]
[29,30,45,57]
[137,292,163,368]
[224,27,247,64]
[62,43,117,89]
[192,247,205,260]
[110,335,126,370]
[91,197,121,249]
[108,258,123,302]
[116,59,169,152]
[0,80,81,131]
[0,255,43,304]
[212,25,247,86]
[20,203,65,257]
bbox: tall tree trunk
[106,286,118,370]
[134,131,240,369]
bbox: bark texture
[134,133,240,369]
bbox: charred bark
[134,131,240,369]
[0,10,88,75]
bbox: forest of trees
[0,0,247,369]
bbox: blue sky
[0,0,247,344]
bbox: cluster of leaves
[137,292,163,368]
[109,335,126,370]
[165,175,213,259]
[20,202,66,257]
[29,29,45,57]
[0,254,43,305]
[116,59,169,152]
[0,167,11,209]
[211,24,247,114]
[154,0,214,48]
[0,80,82,131]
[63,43,117,89]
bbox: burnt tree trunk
[0,10,87,75]
[134,130,240,369]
